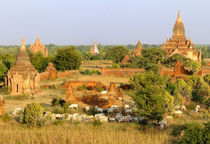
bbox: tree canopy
[52,46,82,71]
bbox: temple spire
[177,9,182,23]
[20,38,26,52]
[35,36,40,45]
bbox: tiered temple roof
[6,38,40,95]
[162,10,201,62]
[131,40,142,57]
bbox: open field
[0,120,171,144]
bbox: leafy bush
[178,122,209,144]
[112,63,121,68]
[51,98,67,107]
[80,69,100,75]
[52,46,82,71]
[185,102,196,110]
[92,119,103,127]
[0,113,13,122]
[22,103,45,127]
[96,86,104,92]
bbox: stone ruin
[40,63,57,80]
[30,37,48,57]
[0,96,5,115]
[5,38,40,95]
[40,63,72,80]
[65,81,124,108]
[121,40,143,65]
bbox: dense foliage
[21,103,45,127]
[52,46,82,71]
[106,46,129,63]
[29,52,49,73]
[129,72,174,120]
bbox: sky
[0,0,209,45]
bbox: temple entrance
[16,84,18,93]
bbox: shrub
[22,103,45,127]
[185,102,196,110]
[92,119,103,127]
[0,113,13,122]
[112,63,121,68]
[52,106,65,114]
[178,122,206,144]
[80,69,92,75]
[51,98,66,107]
[96,86,104,92]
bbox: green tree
[0,62,8,82]
[184,60,201,75]
[29,52,49,73]
[185,76,210,104]
[129,72,174,120]
[52,46,82,71]
[175,79,192,99]
[106,46,129,63]
[22,103,45,127]
[164,54,189,67]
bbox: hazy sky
[0,0,209,45]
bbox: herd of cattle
[10,103,201,129]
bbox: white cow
[11,108,22,116]
[111,105,118,110]
[100,91,107,94]
[124,104,130,109]
[109,117,115,122]
[69,104,78,109]
[107,108,114,114]
[125,109,132,114]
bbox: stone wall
[63,80,105,89]
[101,68,145,77]
[40,63,72,80]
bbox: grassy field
[0,120,171,144]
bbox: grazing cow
[85,106,90,112]
[11,108,22,116]
[69,104,78,109]
[124,104,130,109]
[95,107,103,113]
[124,115,132,122]
[53,114,65,119]
[109,117,115,122]
[115,113,123,122]
[95,113,108,122]
[125,109,132,114]
[111,105,118,110]
[174,110,182,114]
[100,91,107,94]
[107,108,114,114]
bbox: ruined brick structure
[121,40,143,65]
[5,38,40,95]
[0,97,5,115]
[162,10,201,62]
[131,40,142,57]
[63,80,105,89]
[30,37,48,57]
[40,63,72,80]
[90,41,99,55]
[40,63,57,80]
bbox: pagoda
[30,37,48,57]
[90,41,99,55]
[5,38,40,95]
[162,10,202,62]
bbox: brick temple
[30,37,48,57]
[5,38,40,95]
[162,10,202,62]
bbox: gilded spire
[20,38,26,51]
[35,36,40,45]
[173,9,185,37]
[177,9,182,23]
